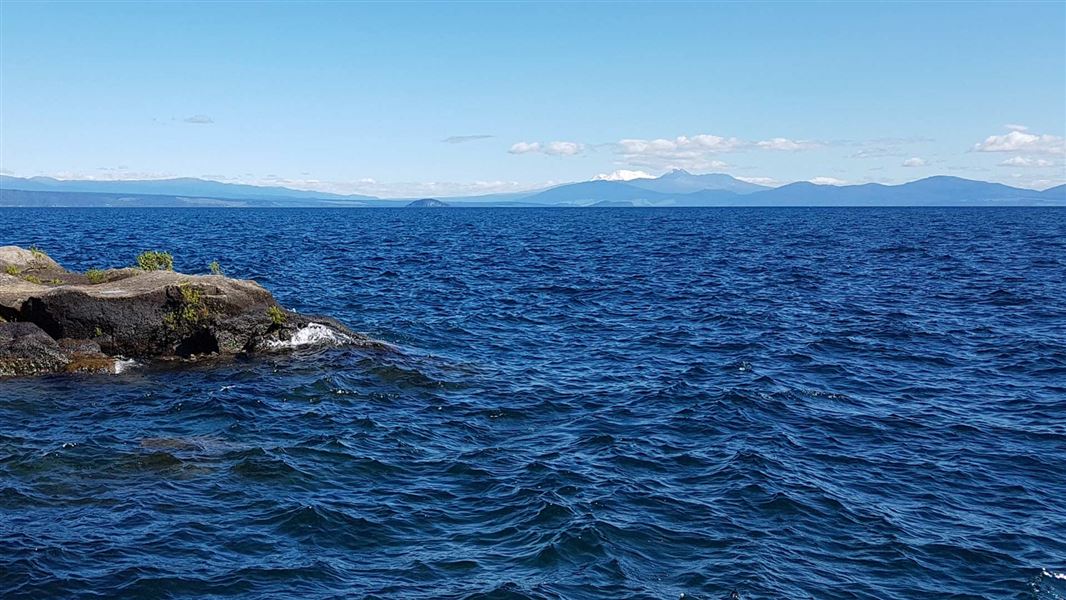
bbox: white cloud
[510,131,824,170]
[998,156,1054,168]
[508,140,584,156]
[545,141,584,156]
[847,136,932,159]
[901,157,926,167]
[508,141,541,154]
[613,133,821,170]
[183,114,214,124]
[973,129,1065,155]
[618,134,745,157]
[755,137,821,151]
[442,134,493,144]
[809,176,847,186]
[592,169,653,181]
[735,176,780,187]
[1004,124,1029,132]
[850,147,902,159]
[1029,178,1066,190]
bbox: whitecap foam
[266,322,353,350]
[113,358,140,374]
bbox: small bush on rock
[4,265,18,276]
[86,269,107,284]
[267,305,287,326]
[22,274,42,285]
[137,251,174,271]
[165,283,209,330]
[209,261,222,275]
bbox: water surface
[2,207,1065,599]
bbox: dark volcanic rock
[17,271,278,357]
[0,321,121,377]
[0,322,69,376]
[0,247,378,377]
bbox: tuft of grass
[165,283,209,330]
[136,250,174,271]
[267,305,287,326]
[209,260,222,276]
[4,265,19,276]
[22,274,42,285]
[29,246,46,260]
[94,326,104,338]
[179,283,202,305]
[49,278,63,285]
[85,269,107,284]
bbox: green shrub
[165,283,209,330]
[50,278,63,285]
[267,305,287,326]
[137,250,174,271]
[209,260,222,276]
[179,283,202,305]
[22,274,42,285]
[3,265,18,276]
[29,246,46,260]
[85,269,107,284]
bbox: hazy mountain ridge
[0,189,403,208]
[1,173,1062,207]
[0,175,378,202]
[627,169,769,195]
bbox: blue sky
[1,1,1064,196]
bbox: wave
[265,322,353,349]
[113,357,140,373]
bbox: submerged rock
[0,247,377,377]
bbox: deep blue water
[1,207,1065,600]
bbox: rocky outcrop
[0,246,377,377]
[0,246,63,272]
[0,322,118,376]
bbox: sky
[1,1,1064,197]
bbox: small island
[0,246,377,377]
[406,198,449,208]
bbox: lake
[1,207,1064,599]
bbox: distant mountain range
[0,175,377,202]
[492,173,1063,207]
[1,172,1062,208]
